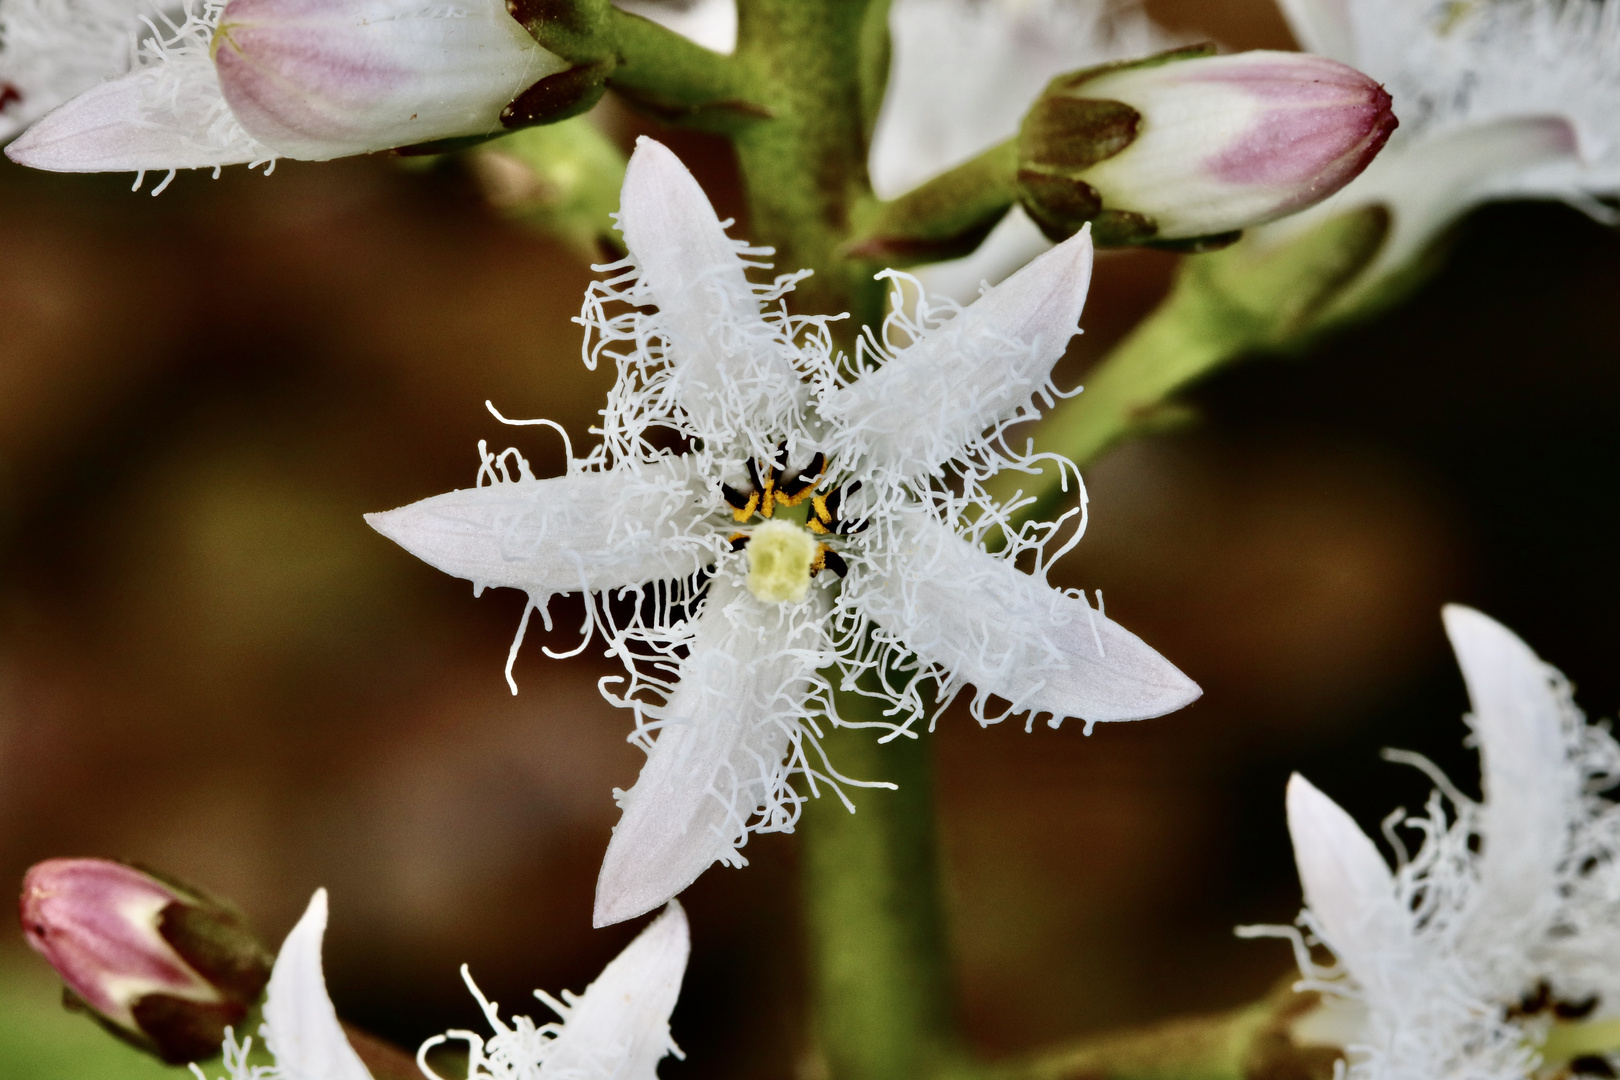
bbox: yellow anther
[731,491,760,522]
[745,520,818,604]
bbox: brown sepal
[502,61,613,129]
[131,994,247,1065]
[157,901,273,1006]
[1020,96,1139,172]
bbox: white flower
[3,0,567,188]
[0,0,166,142]
[1267,0,1620,302]
[1247,606,1620,1080]
[192,891,689,1080]
[366,136,1200,927]
[869,0,1180,301]
[420,902,689,1080]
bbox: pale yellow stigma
[745,520,818,604]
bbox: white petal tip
[593,872,679,929]
[1440,603,1516,655]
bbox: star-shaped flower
[1254,606,1620,1080]
[367,136,1200,927]
[194,890,688,1080]
[1269,0,1620,305]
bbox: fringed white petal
[5,47,273,171]
[614,137,805,437]
[543,901,689,1080]
[364,459,710,600]
[1275,0,1356,62]
[594,574,828,927]
[851,510,1198,727]
[824,228,1092,482]
[1443,605,1578,939]
[913,206,1054,304]
[0,0,155,142]
[1286,774,1413,1003]
[262,889,373,1080]
[213,0,565,160]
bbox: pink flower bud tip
[19,858,271,1063]
[1193,53,1397,218]
[1020,49,1397,244]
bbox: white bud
[1019,49,1397,244]
[212,0,569,160]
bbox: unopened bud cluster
[19,858,272,1064]
[1016,47,1397,247]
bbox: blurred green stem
[846,141,1019,267]
[992,204,1392,518]
[730,0,891,324]
[989,985,1338,1080]
[800,694,964,1080]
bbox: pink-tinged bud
[211,0,575,160]
[1017,47,1396,248]
[20,858,272,1064]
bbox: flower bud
[210,0,579,160]
[19,858,273,1064]
[1016,47,1396,247]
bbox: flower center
[721,444,866,583]
[745,520,819,603]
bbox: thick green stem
[801,699,964,1080]
[731,0,889,324]
[607,8,768,134]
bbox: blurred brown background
[3,1,1620,1076]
